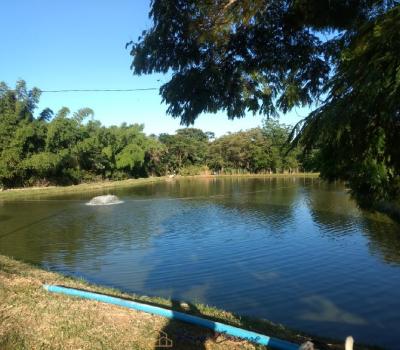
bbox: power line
[39,88,159,93]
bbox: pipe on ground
[43,284,299,350]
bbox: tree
[46,109,82,152]
[159,128,209,172]
[0,79,335,189]
[129,0,333,123]
[263,120,300,173]
[293,5,400,207]
[38,108,54,122]
[0,81,42,152]
[130,0,400,210]
[23,152,62,181]
[73,108,94,123]
[0,82,47,187]
[0,80,174,185]
[207,123,300,174]
[143,136,167,176]
[116,143,145,173]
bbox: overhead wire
[38,88,159,93]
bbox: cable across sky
[39,88,159,93]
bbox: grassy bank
[0,255,362,350]
[0,173,319,201]
[0,177,168,201]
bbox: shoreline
[0,173,319,200]
[0,255,372,350]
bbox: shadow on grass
[156,300,208,349]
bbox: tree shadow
[154,300,210,350]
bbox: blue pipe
[43,284,299,350]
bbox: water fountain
[86,194,123,206]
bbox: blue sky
[0,0,310,136]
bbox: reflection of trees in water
[304,182,400,264]
[0,214,12,222]
[0,202,76,264]
[115,177,219,199]
[304,182,362,237]
[360,217,400,265]
[117,177,305,237]
[117,176,306,202]
[0,191,214,278]
[0,201,158,270]
[211,177,303,233]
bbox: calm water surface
[1,178,399,349]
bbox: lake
[1,177,399,349]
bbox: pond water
[1,177,399,349]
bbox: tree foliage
[0,81,306,188]
[130,0,400,209]
[207,122,301,174]
[293,5,400,207]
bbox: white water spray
[86,195,123,206]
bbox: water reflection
[299,295,367,325]
[360,218,400,265]
[304,183,400,264]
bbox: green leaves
[130,0,331,125]
[0,82,153,186]
[0,81,305,187]
[116,144,145,171]
[23,152,62,178]
[159,128,209,171]
[295,6,400,207]
[207,122,300,174]
[130,0,400,210]
[46,114,82,152]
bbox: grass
[0,177,167,201]
[0,173,320,201]
[0,255,370,350]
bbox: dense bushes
[0,81,311,189]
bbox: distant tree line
[0,81,315,189]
